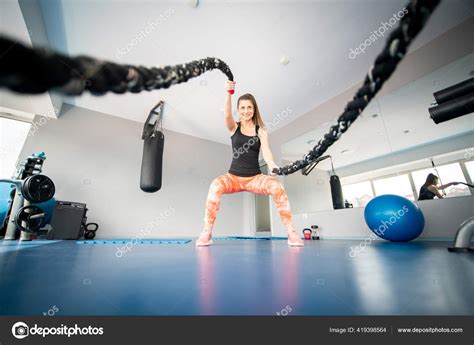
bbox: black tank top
[228,122,261,177]
[418,184,436,200]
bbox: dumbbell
[22,174,55,203]
[15,205,46,232]
[1,174,55,239]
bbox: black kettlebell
[83,222,99,240]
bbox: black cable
[0,36,233,96]
[274,0,440,176]
[430,157,446,197]
[302,155,332,176]
[458,182,474,188]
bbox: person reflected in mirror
[418,173,459,200]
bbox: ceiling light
[404,129,410,134]
[371,114,379,118]
[188,0,199,8]
[280,55,290,65]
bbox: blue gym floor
[0,239,473,316]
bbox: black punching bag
[140,132,164,192]
[140,101,165,193]
[330,175,344,210]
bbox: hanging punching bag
[330,175,344,210]
[140,101,165,193]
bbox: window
[340,154,473,207]
[465,160,474,182]
[412,163,469,198]
[0,117,31,178]
[373,174,415,201]
[342,181,374,208]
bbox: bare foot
[287,231,304,247]
[196,230,213,246]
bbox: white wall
[282,195,474,240]
[18,104,245,238]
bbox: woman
[196,81,304,246]
[418,173,458,200]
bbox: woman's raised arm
[224,80,237,134]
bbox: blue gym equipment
[364,194,425,242]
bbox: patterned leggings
[203,173,295,233]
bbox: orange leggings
[203,173,295,233]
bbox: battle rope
[0,37,233,96]
[0,0,440,176]
[274,0,440,175]
[458,182,474,188]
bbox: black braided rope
[0,0,439,176]
[0,37,233,96]
[275,0,440,175]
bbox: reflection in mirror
[282,53,474,213]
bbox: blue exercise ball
[364,194,425,242]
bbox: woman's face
[238,100,254,121]
[433,177,439,186]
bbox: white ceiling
[282,53,474,170]
[0,0,473,145]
